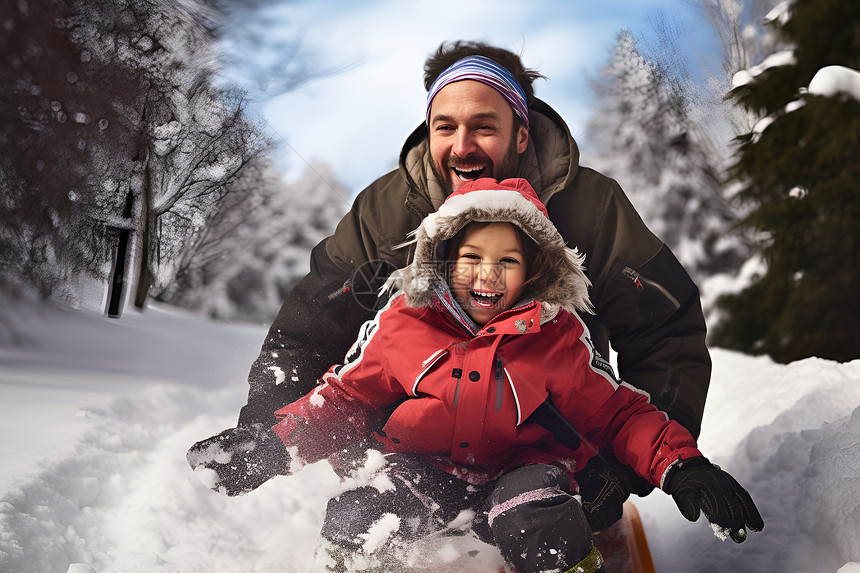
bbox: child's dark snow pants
[320,453,603,573]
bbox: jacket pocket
[411,348,449,395]
[609,257,681,326]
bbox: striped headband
[425,55,530,128]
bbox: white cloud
[238,0,701,194]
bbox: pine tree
[587,30,747,284]
[711,0,860,363]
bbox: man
[189,41,711,532]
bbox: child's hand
[664,457,764,543]
[186,424,289,496]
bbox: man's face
[428,80,529,194]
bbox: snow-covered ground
[1,302,859,573]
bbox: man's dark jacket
[238,98,711,442]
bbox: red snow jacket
[272,290,702,488]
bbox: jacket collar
[431,283,547,338]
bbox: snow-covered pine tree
[586,30,747,285]
[691,0,787,137]
[156,160,348,323]
[711,0,860,363]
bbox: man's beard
[430,132,522,195]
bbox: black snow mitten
[186,424,289,496]
[576,454,651,531]
[664,457,764,543]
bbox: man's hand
[577,454,642,531]
[186,424,289,496]
[665,457,764,543]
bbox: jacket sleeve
[270,306,407,469]
[238,173,411,428]
[586,382,703,488]
[548,168,711,438]
[550,320,703,488]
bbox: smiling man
[191,40,713,535]
[427,63,528,191]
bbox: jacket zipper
[495,358,504,411]
[486,300,539,327]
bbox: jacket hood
[394,177,592,322]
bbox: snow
[360,513,401,554]
[731,49,796,88]
[2,301,860,572]
[764,1,793,27]
[268,365,286,385]
[808,66,860,101]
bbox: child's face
[449,222,527,325]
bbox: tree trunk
[134,153,153,309]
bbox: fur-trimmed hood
[395,177,592,322]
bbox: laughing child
[188,177,763,573]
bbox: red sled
[592,501,656,573]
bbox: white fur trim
[421,189,563,249]
[397,187,593,315]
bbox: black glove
[577,454,651,531]
[186,424,289,496]
[665,457,764,543]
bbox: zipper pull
[621,266,644,291]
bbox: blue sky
[221,0,719,196]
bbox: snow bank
[2,303,859,572]
[638,350,860,573]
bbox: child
[188,178,763,573]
